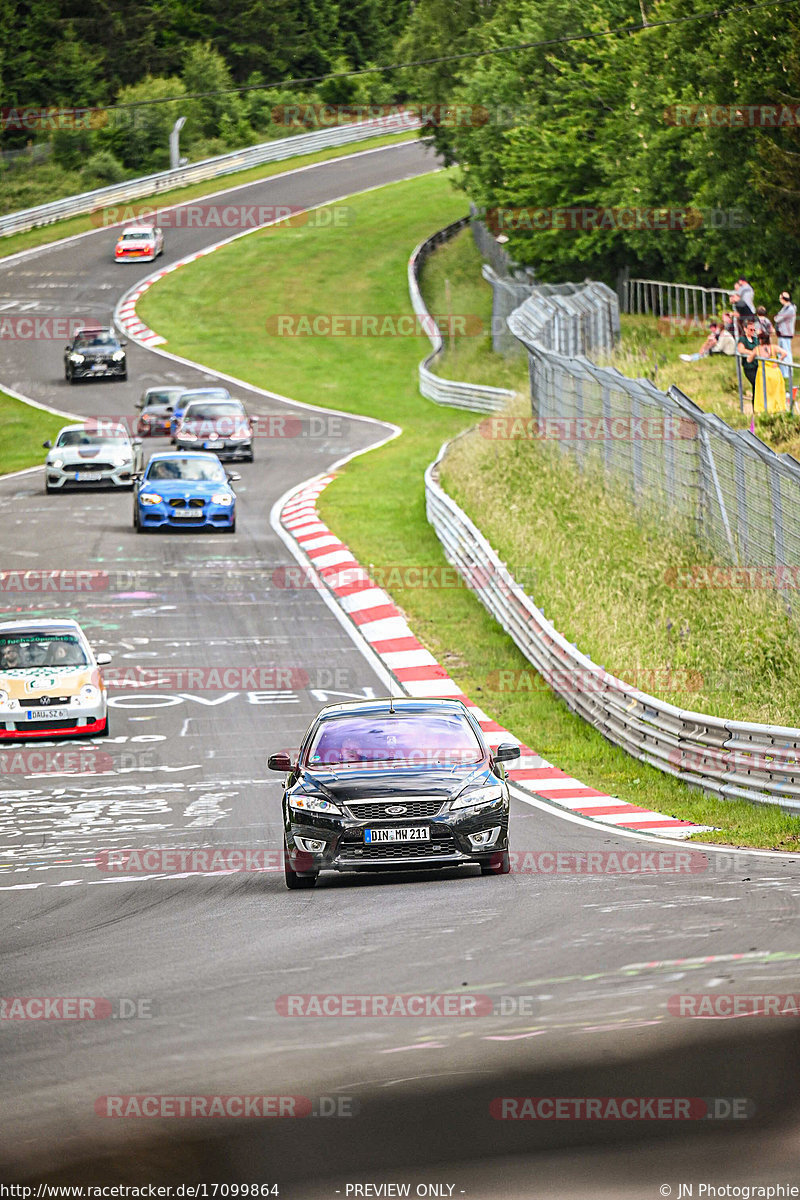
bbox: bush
[81,151,126,188]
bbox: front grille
[339,834,458,861]
[72,462,114,472]
[169,497,205,509]
[346,799,445,820]
[11,718,80,730]
[23,697,70,707]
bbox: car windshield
[183,404,245,420]
[120,230,153,240]
[306,712,484,767]
[0,633,88,669]
[144,392,179,407]
[56,431,129,448]
[74,332,117,348]
[177,390,230,407]
[145,458,227,483]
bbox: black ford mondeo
[268,697,519,889]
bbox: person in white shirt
[774,290,796,392]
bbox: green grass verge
[136,170,800,850]
[0,130,416,262]
[0,392,65,476]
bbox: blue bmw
[133,452,239,533]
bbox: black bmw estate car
[268,697,519,889]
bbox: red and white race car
[114,224,164,262]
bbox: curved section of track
[1,140,799,1191]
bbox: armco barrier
[0,115,419,239]
[425,441,800,812]
[408,218,515,414]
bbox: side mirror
[120,339,128,347]
[135,400,144,409]
[95,652,112,665]
[165,406,174,413]
[494,743,521,763]
[132,438,142,447]
[267,752,293,772]
[42,440,52,449]
[226,472,241,482]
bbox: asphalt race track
[2,140,800,1196]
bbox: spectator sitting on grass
[679,319,736,361]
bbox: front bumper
[137,501,235,530]
[0,698,107,740]
[174,438,253,460]
[67,360,126,379]
[46,463,134,489]
[115,251,156,262]
[284,800,509,875]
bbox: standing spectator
[755,332,788,412]
[737,316,760,413]
[774,289,796,393]
[756,306,774,339]
[737,276,756,314]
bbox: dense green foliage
[401,0,800,295]
[0,0,789,294]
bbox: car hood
[1,665,101,699]
[140,478,233,497]
[117,239,154,250]
[51,445,132,464]
[296,763,490,803]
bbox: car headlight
[48,458,64,470]
[69,353,85,363]
[0,690,19,710]
[112,350,125,362]
[450,783,504,811]
[139,492,163,505]
[289,794,342,816]
[78,684,101,705]
[210,493,233,505]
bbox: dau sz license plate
[25,708,70,720]
[171,510,202,518]
[364,827,430,843]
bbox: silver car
[43,425,141,493]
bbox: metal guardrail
[425,442,800,812]
[0,115,419,239]
[408,218,516,414]
[623,278,731,322]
